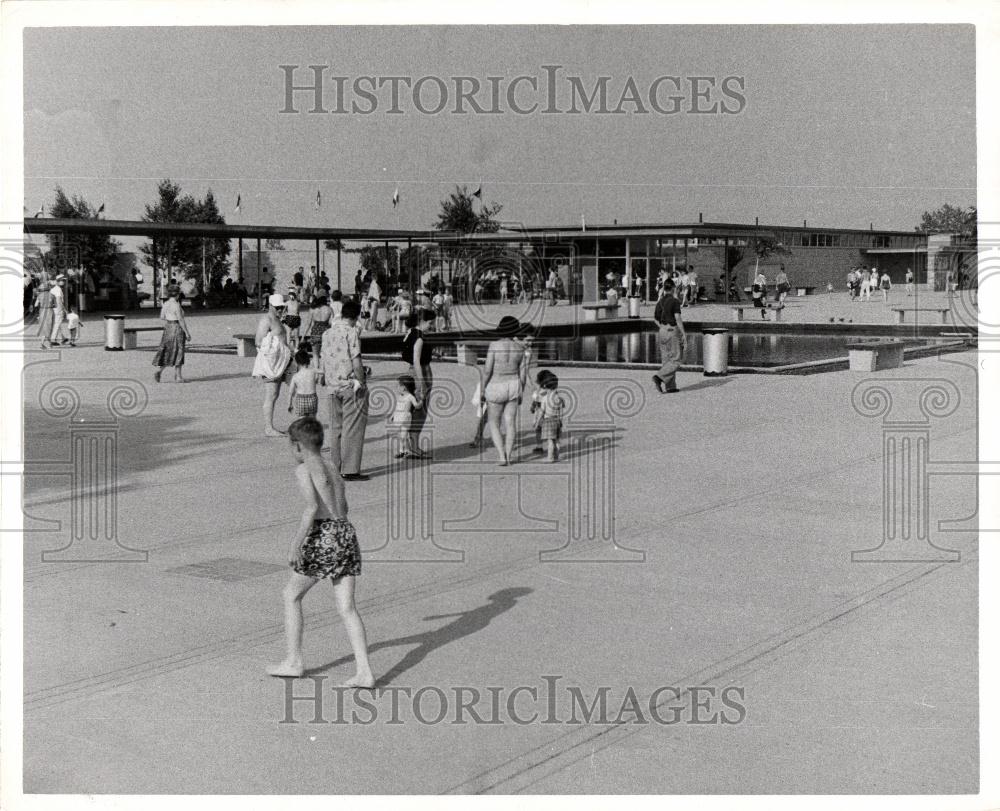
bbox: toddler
[287,348,323,418]
[390,375,424,458]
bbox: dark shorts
[294,518,362,580]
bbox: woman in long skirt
[152,284,192,382]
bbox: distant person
[847,268,857,301]
[36,273,54,349]
[47,274,69,347]
[546,266,558,305]
[879,271,892,303]
[687,267,698,306]
[441,290,454,331]
[652,279,686,393]
[751,272,767,319]
[65,303,81,347]
[267,416,372,687]
[905,267,914,296]
[775,266,790,303]
[305,295,332,347]
[606,285,619,308]
[283,289,302,351]
[401,311,433,456]
[330,289,344,320]
[859,267,872,302]
[259,267,273,308]
[152,283,192,383]
[869,268,880,300]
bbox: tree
[916,203,977,237]
[139,180,232,296]
[45,187,121,282]
[434,186,503,283]
[434,185,502,234]
[264,239,285,251]
[916,204,977,291]
[725,234,791,288]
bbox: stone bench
[122,326,164,350]
[234,333,257,358]
[846,340,905,372]
[731,303,784,322]
[582,302,622,321]
[795,286,817,296]
[890,307,951,325]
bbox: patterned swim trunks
[294,517,362,580]
[292,393,319,417]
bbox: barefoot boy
[268,417,375,686]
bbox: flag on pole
[234,193,241,213]
[472,182,482,199]
[34,205,44,218]
[315,190,322,209]
[581,214,586,232]
[392,186,400,208]
[97,203,105,215]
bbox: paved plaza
[21,297,978,794]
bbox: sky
[23,25,976,237]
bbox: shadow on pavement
[307,586,534,685]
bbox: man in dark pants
[320,298,370,480]
[652,279,686,394]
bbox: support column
[315,239,320,277]
[724,237,729,303]
[237,238,243,283]
[336,243,342,290]
[256,237,262,305]
[151,240,158,305]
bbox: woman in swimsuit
[482,315,527,466]
[304,295,332,348]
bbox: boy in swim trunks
[268,417,374,686]
[287,348,323,418]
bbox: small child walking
[268,417,374,686]
[537,373,564,462]
[529,369,555,454]
[65,304,81,347]
[287,348,323,418]
[390,375,424,458]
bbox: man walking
[320,298,370,481]
[651,279,686,394]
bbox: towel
[252,332,292,381]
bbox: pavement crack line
[443,554,973,795]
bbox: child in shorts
[287,348,323,418]
[65,304,81,346]
[529,369,555,454]
[268,417,374,686]
[390,375,424,458]
[537,372,564,463]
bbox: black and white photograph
[1,1,998,806]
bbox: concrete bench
[731,303,784,322]
[847,340,905,372]
[454,340,491,366]
[795,286,817,296]
[582,302,622,321]
[234,333,257,358]
[890,307,951,325]
[123,326,163,350]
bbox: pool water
[441,332,948,369]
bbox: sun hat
[268,293,286,308]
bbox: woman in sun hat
[152,283,192,382]
[253,292,293,436]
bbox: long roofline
[503,221,922,237]
[22,217,450,242]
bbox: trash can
[702,328,729,376]
[104,314,125,351]
[628,296,641,318]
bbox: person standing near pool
[775,266,790,303]
[152,283,192,383]
[253,293,293,436]
[905,267,914,296]
[482,315,527,466]
[652,279,686,394]
[751,272,767,319]
[879,270,892,303]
